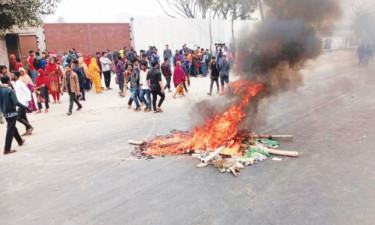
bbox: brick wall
[44,23,131,57]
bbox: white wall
[0,37,9,67]
[131,17,257,53]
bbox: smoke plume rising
[191,0,341,130]
[236,0,341,128]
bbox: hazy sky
[45,0,353,24]
[45,0,166,23]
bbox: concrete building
[0,26,45,67]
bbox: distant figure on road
[45,57,63,104]
[173,61,186,98]
[139,62,152,112]
[161,57,172,93]
[163,44,172,66]
[61,65,82,116]
[147,61,165,113]
[89,58,102,94]
[218,55,230,95]
[10,72,34,136]
[35,69,51,114]
[207,56,219,96]
[100,52,112,90]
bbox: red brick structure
[44,23,131,57]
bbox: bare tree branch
[157,0,176,18]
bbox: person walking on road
[73,60,87,101]
[147,61,165,113]
[139,62,151,112]
[173,61,186,98]
[127,64,141,111]
[218,55,230,95]
[0,76,28,155]
[10,72,34,136]
[61,65,82,116]
[35,69,51,113]
[115,56,125,96]
[161,58,172,93]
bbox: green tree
[0,0,61,31]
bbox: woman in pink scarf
[19,67,37,112]
[173,61,186,98]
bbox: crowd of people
[0,43,233,155]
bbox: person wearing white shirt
[100,52,113,90]
[10,72,34,135]
[139,62,151,112]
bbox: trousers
[151,90,165,111]
[117,73,124,92]
[69,93,82,112]
[140,89,151,109]
[164,77,171,90]
[4,116,22,152]
[130,88,140,107]
[103,70,111,88]
[17,108,32,131]
[79,79,85,100]
[210,78,219,94]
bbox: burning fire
[146,81,264,156]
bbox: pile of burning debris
[129,81,300,176]
[129,130,298,177]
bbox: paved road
[1,51,375,225]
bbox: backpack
[33,58,42,70]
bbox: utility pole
[258,0,264,20]
[209,10,213,53]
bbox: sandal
[18,139,25,146]
[4,150,17,155]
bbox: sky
[44,0,167,23]
[44,0,355,24]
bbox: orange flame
[146,81,264,156]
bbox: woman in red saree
[45,57,63,104]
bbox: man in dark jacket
[115,56,125,95]
[161,58,172,92]
[73,60,87,101]
[207,56,220,95]
[0,76,28,155]
[217,55,230,94]
[147,61,165,113]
